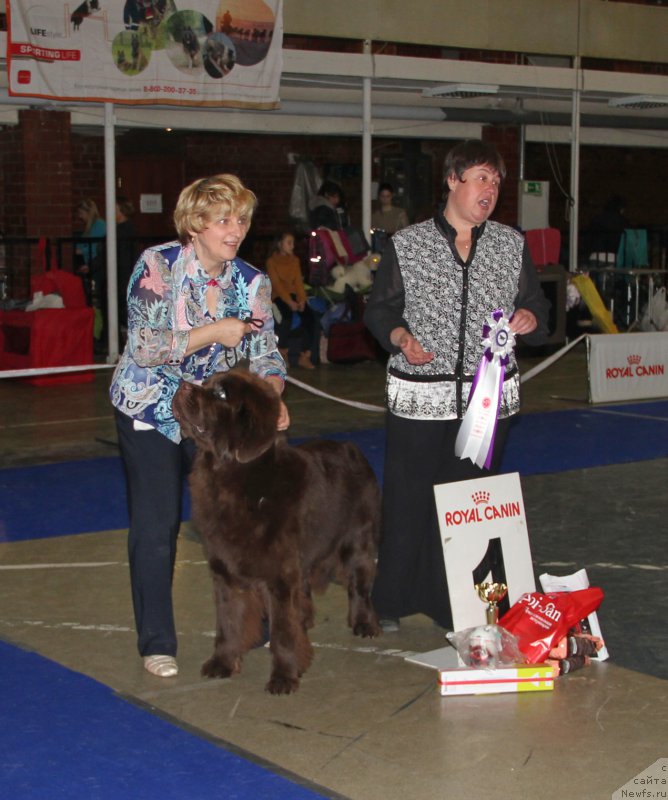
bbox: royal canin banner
[588,332,668,404]
[434,472,536,633]
[6,0,282,108]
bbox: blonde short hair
[173,174,258,243]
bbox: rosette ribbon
[455,309,516,469]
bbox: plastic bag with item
[639,286,668,332]
[446,625,524,669]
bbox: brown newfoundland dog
[173,369,380,694]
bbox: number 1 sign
[434,472,536,633]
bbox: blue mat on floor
[0,639,330,800]
[1,401,666,542]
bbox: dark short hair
[605,195,626,213]
[377,182,394,196]
[318,180,342,199]
[270,231,295,254]
[117,196,134,218]
[443,139,506,195]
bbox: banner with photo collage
[6,0,283,108]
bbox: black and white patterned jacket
[364,208,550,421]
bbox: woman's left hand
[277,400,290,431]
[264,375,291,431]
[509,308,537,336]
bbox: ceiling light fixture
[422,83,500,99]
[608,95,668,110]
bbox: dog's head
[173,369,280,464]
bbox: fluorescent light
[422,83,499,99]
[608,95,668,110]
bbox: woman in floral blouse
[110,174,288,678]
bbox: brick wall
[2,112,667,276]
[524,140,668,266]
[19,110,73,238]
[0,124,25,236]
[72,134,106,223]
[182,131,369,245]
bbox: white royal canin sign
[434,472,536,633]
[588,332,668,404]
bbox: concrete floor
[1,344,666,800]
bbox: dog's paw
[353,620,381,638]
[265,673,300,695]
[201,655,237,679]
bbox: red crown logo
[472,491,490,505]
[627,354,641,365]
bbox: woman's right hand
[185,317,254,357]
[209,317,253,348]
[390,327,434,365]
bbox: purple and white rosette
[455,309,516,469]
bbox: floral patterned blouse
[110,240,286,443]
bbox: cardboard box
[438,664,554,696]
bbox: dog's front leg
[345,510,382,638]
[201,566,246,680]
[347,560,381,639]
[265,578,313,695]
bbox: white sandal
[143,655,178,677]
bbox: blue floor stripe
[0,639,332,800]
[1,401,666,543]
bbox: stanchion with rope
[284,374,385,413]
[519,333,587,383]
[0,363,115,380]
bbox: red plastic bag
[498,588,604,664]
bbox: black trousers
[371,413,510,629]
[274,297,315,354]
[115,410,196,657]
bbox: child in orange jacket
[266,232,316,369]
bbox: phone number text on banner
[7,0,283,108]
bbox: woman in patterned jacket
[364,140,549,633]
[110,174,289,677]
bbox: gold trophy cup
[475,581,508,625]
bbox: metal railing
[578,265,668,330]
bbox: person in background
[75,198,107,268]
[115,196,138,336]
[364,139,549,634]
[371,182,409,235]
[266,231,316,370]
[309,180,349,230]
[110,174,289,678]
[588,195,630,259]
[75,198,107,311]
[586,195,632,323]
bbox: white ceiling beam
[524,124,668,149]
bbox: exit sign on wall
[523,181,543,196]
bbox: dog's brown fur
[173,369,380,694]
